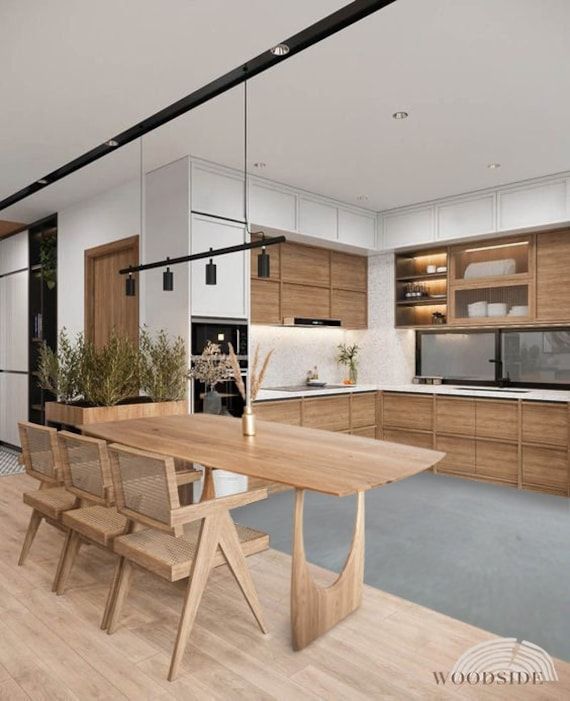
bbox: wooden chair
[17,422,77,567]
[53,431,129,595]
[104,443,270,681]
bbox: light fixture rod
[119,235,285,275]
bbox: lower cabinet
[351,426,376,439]
[521,445,569,494]
[255,399,302,425]
[303,396,350,432]
[383,428,433,449]
[436,435,475,475]
[476,440,518,484]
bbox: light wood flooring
[1,473,569,700]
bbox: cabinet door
[250,182,296,231]
[338,209,375,249]
[303,396,350,432]
[298,197,338,241]
[282,283,330,319]
[255,400,302,425]
[383,428,433,449]
[476,440,518,484]
[1,373,28,447]
[498,180,567,230]
[331,289,367,329]
[436,435,476,475]
[1,271,29,372]
[436,195,495,241]
[521,402,568,448]
[191,216,246,319]
[191,165,244,221]
[251,279,280,324]
[331,252,367,292]
[383,393,433,431]
[351,392,377,429]
[522,445,568,492]
[436,397,475,436]
[383,207,434,249]
[0,231,28,275]
[536,230,570,321]
[281,243,330,288]
[351,426,376,439]
[476,400,518,441]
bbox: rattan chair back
[58,431,113,505]
[18,421,62,484]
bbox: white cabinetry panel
[298,197,338,240]
[192,165,244,221]
[0,231,28,275]
[190,215,247,319]
[250,182,296,231]
[383,206,434,249]
[0,271,28,372]
[498,180,567,230]
[0,373,28,446]
[338,208,376,249]
[437,195,496,240]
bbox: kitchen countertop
[255,384,570,403]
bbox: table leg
[200,467,216,501]
[291,488,365,650]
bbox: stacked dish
[508,305,529,317]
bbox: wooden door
[85,236,139,347]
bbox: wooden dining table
[82,413,444,650]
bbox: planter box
[45,399,188,428]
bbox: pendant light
[205,248,217,285]
[257,238,270,278]
[163,257,174,291]
[125,271,136,296]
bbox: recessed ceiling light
[253,162,267,169]
[487,162,501,169]
[37,178,48,185]
[105,139,119,147]
[356,195,368,202]
[392,111,409,120]
[270,43,290,57]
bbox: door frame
[84,235,139,343]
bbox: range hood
[282,317,342,327]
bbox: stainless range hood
[282,317,342,327]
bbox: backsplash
[250,252,415,388]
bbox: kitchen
[1,1,570,696]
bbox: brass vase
[242,404,256,436]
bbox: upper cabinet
[338,209,376,249]
[383,206,434,249]
[536,229,570,322]
[249,181,296,232]
[498,179,567,231]
[191,163,244,222]
[298,196,338,241]
[436,194,496,241]
[0,231,28,275]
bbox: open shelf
[395,247,448,328]
[396,298,447,306]
[396,273,447,282]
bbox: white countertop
[256,384,570,403]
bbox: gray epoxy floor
[235,472,570,662]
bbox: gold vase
[242,405,256,436]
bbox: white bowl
[488,303,507,317]
[467,301,488,318]
[508,305,529,316]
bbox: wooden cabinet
[383,393,433,431]
[303,396,350,432]
[351,426,376,439]
[536,229,570,322]
[521,403,568,448]
[351,393,376,429]
[436,398,475,436]
[476,440,518,484]
[255,400,302,426]
[522,445,569,493]
[250,239,368,327]
[476,401,518,441]
[436,435,476,475]
[383,428,433,450]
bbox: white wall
[57,178,141,336]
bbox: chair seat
[114,521,269,582]
[62,505,128,547]
[23,487,77,520]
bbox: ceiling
[2,0,570,223]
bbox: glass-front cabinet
[447,236,534,325]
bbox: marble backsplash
[250,252,415,388]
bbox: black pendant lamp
[205,248,217,285]
[257,239,270,278]
[163,258,174,291]
[125,271,136,296]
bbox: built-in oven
[191,318,248,417]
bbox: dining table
[82,413,444,650]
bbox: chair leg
[55,530,81,595]
[106,558,133,635]
[101,555,123,630]
[18,509,43,566]
[218,512,268,634]
[52,529,73,592]
[168,514,222,682]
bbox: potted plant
[337,343,360,385]
[42,328,189,427]
[189,341,233,415]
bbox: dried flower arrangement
[189,341,233,389]
[228,342,273,405]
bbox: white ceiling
[2,0,570,223]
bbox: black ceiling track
[0,0,397,213]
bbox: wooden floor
[1,474,569,700]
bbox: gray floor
[235,472,570,662]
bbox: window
[418,332,495,381]
[502,330,570,385]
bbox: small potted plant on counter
[337,343,360,385]
[42,328,189,427]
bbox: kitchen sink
[452,386,529,394]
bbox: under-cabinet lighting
[464,241,528,253]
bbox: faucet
[489,359,511,387]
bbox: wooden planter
[45,399,188,428]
